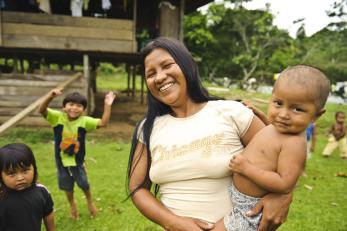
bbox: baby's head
[62,92,87,120]
[0,143,38,194]
[269,65,330,134]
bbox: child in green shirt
[39,87,116,219]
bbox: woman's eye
[146,73,155,79]
[163,63,173,69]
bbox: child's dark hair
[335,111,345,118]
[0,143,38,197]
[63,92,87,109]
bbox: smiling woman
[126,37,292,231]
[144,48,188,111]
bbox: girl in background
[0,143,55,231]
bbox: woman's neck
[170,99,207,118]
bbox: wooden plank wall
[0,73,88,126]
[0,11,136,53]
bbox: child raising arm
[38,88,116,219]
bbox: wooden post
[0,73,82,135]
[132,0,137,52]
[141,67,144,104]
[126,64,130,97]
[179,0,185,41]
[159,1,180,39]
[0,10,3,46]
[132,65,136,99]
[83,54,91,114]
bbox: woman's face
[144,48,189,107]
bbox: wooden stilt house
[0,0,213,127]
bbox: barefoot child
[214,65,330,230]
[322,111,347,159]
[39,88,116,219]
[0,143,55,231]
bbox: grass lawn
[0,78,347,230]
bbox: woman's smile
[159,82,175,92]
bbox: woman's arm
[241,114,265,146]
[247,193,292,231]
[43,212,55,231]
[130,142,212,231]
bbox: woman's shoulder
[207,99,248,111]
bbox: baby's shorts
[224,183,262,231]
[57,164,90,191]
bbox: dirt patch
[92,91,147,141]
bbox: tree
[184,1,297,84]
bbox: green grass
[97,74,146,93]
[1,83,347,230]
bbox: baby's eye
[273,100,282,106]
[293,107,304,113]
[5,172,16,177]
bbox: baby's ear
[314,108,326,121]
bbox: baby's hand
[229,154,249,174]
[50,87,63,98]
[104,91,116,106]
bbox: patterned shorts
[224,183,262,231]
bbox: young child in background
[213,65,330,231]
[0,143,55,231]
[39,88,116,219]
[322,111,347,159]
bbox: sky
[201,0,340,38]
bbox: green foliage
[298,28,347,83]
[97,63,125,76]
[185,3,294,83]
[185,1,346,85]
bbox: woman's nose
[154,71,166,84]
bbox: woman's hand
[246,192,292,231]
[165,217,214,231]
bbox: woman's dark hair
[63,92,88,109]
[126,37,218,197]
[0,143,38,198]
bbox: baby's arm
[230,136,306,194]
[38,87,63,117]
[43,212,55,231]
[97,91,116,128]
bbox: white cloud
[244,0,338,37]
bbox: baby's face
[268,82,319,134]
[1,164,34,191]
